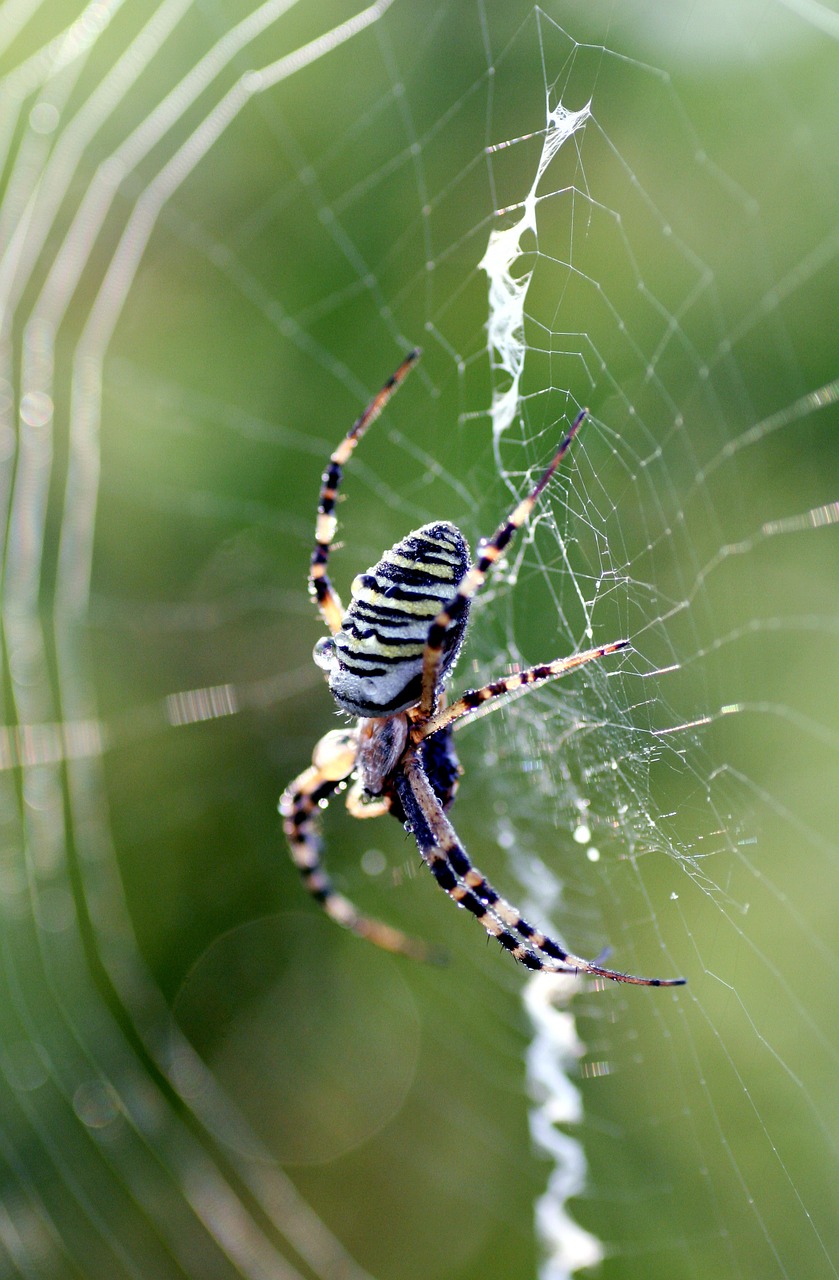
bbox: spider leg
[310,349,421,634]
[419,408,589,712]
[345,779,391,820]
[397,750,685,987]
[280,732,434,963]
[414,640,629,741]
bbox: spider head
[321,521,471,718]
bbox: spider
[280,351,685,987]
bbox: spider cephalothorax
[280,351,685,987]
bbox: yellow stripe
[316,512,336,543]
[351,582,445,616]
[347,639,426,659]
[380,550,460,578]
[510,497,534,527]
[458,566,485,599]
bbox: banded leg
[397,751,685,987]
[280,731,432,962]
[420,407,587,712]
[414,640,629,742]
[310,349,421,633]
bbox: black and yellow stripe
[328,522,471,717]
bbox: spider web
[2,3,839,1279]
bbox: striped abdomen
[328,522,471,717]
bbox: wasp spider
[280,352,685,987]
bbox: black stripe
[338,650,420,672]
[374,562,459,588]
[458,891,490,919]
[322,461,342,490]
[428,858,457,892]
[539,937,567,962]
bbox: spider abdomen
[328,522,471,716]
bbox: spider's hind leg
[397,750,685,987]
[280,729,435,963]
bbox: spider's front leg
[419,408,587,713]
[280,728,434,962]
[309,349,420,634]
[414,641,630,741]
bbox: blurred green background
[2,2,839,1278]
